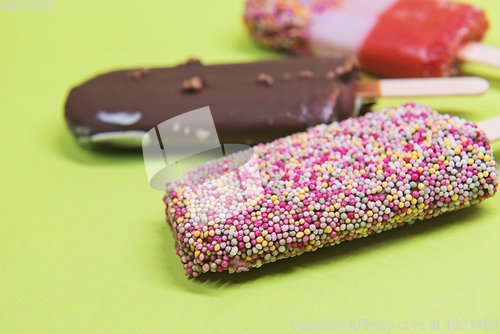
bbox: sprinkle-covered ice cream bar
[164,104,498,276]
[244,0,489,77]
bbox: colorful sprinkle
[244,0,338,55]
[164,104,498,276]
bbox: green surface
[1,0,499,333]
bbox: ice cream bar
[164,104,498,276]
[244,0,489,78]
[65,56,362,147]
[65,56,488,148]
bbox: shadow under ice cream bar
[244,0,499,78]
[164,104,499,276]
[65,56,488,147]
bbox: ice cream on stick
[477,115,500,142]
[65,57,489,148]
[244,0,494,78]
[164,104,498,276]
[356,77,490,98]
[65,56,361,147]
[457,42,500,70]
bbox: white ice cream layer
[309,0,397,56]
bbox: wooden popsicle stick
[355,77,490,98]
[477,115,500,143]
[457,42,500,69]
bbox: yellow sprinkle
[214,244,220,251]
[256,236,264,243]
[296,232,304,238]
[304,229,311,235]
[334,203,341,210]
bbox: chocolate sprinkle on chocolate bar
[127,68,150,80]
[326,71,336,80]
[299,70,313,78]
[185,58,202,66]
[181,76,204,92]
[257,73,274,86]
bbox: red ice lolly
[359,0,488,77]
[244,0,491,78]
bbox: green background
[1,0,499,333]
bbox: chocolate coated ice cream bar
[65,56,361,147]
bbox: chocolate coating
[65,56,361,147]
